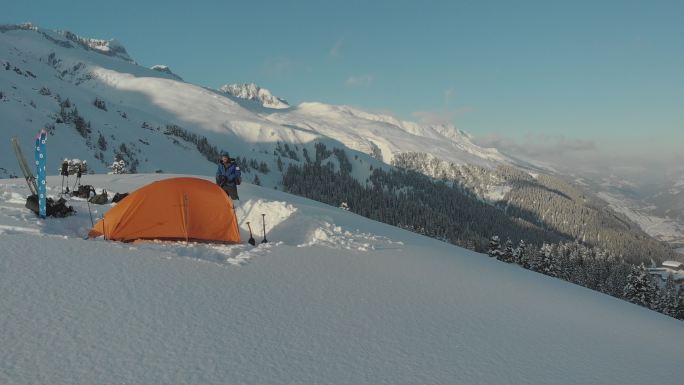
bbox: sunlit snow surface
[0,174,682,385]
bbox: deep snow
[0,174,682,385]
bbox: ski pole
[86,199,94,227]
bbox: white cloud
[412,110,456,126]
[476,133,597,159]
[472,133,684,185]
[412,106,472,126]
[263,56,293,77]
[329,37,344,58]
[443,87,455,105]
[345,74,373,87]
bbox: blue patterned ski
[35,129,47,218]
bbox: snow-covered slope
[0,173,682,385]
[264,102,509,165]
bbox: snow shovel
[261,213,268,244]
[246,221,256,246]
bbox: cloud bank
[345,74,373,87]
[474,133,684,187]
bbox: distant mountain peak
[150,65,183,81]
[59,30,133,62]
[219,83,289,109]
[0,22,38,33]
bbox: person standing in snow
[216,151,241,200]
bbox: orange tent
[88,177,241,243]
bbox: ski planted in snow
[35,129,47,219]
[10,137,39,196]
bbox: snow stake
[261,214,268,243]
[246,221,256,246]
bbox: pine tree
[531,243,561,277]
[514,239,526,265]
[675,291,684,320]
[499,238,514,263]
[623,264,658,309]
[488,236,502,258]
[659,274,680,317]
[109,159,127,174]
[97,133,107,151]
[253,174,261,186]
[93,97,107,111]
[518,243,533,269]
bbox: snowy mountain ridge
[0,23,133,63]
[264,102,508,165]
[219,83,289,109]
[0,22,512,175]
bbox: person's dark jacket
[216,160,241,200]
[216,161,241,187]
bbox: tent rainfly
[88,177,241,243]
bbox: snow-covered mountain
[1,173,682,385]
[263,102,508,166]
[0,23,512,179]
[219,82,289,109]
[0,23,678,261]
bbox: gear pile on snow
[25,194,75,218]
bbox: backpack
[112,192,129,203]
[89,189,109,205]
[73,184,95,199]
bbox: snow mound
[237,198,297,234]
[298,221,403,251]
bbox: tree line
[487,236,684,320]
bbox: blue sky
[4,0,683,160]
